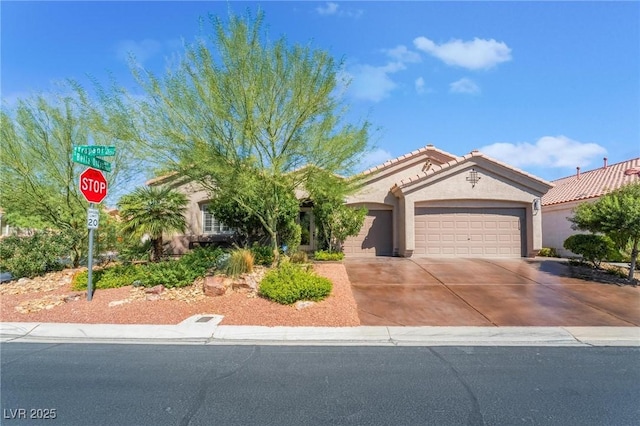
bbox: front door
[299,209,315,252]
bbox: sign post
[75,146,113,300]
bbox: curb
[2,318,639,347]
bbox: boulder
[203,276,226,297]
[145,285,165,295]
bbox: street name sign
[74,145,116,157]
[72,150,112,172]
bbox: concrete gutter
[1,318,638,346]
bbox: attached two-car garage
[415,207,526,258]
[343,206,526,258]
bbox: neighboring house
[541,157,640,257]
[153,144,553,258]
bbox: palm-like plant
[117,186,188,262]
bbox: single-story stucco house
[153,145,554,259]
[541,157,640,257]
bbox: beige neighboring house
[541,157,640,257]
[150,144,554,258]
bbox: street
[1,343,638,425]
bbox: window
[201,205,234,235]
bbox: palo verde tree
[117,186,188,262]
[306,169,367,252]
[100,11,369,260]
[570,182,640,281]
[0,92,135,266]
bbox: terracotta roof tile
[541,157,640,206]
[359,144,457,176]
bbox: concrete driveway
[345,258,640,326]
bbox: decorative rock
[108,300,129,307]
[146,294,161,301]
[295,301,315,310]
[203,276,226,297]
[145,285,165,295]
[63,292,83,302]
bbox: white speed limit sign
[87,208,100,229]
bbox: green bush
[290,251,309,264]
[72,247,226,290]
[0,231,71,278]
[225,248,254,276]
[313,250,345,261]
[72,264,145,290]
[259,262,332,305]
[251,244,274,266]
[537,247,560,258]
[564,234,615,268]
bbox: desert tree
[97,10,370,260]
[570,182,640,280]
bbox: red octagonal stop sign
[79,167,108,204]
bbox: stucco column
[402,198,415,257]
[530,203,543,256]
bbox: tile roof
[359,144,457,176]
[392,150,553,191]
[541,157,640,206]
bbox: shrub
[259,262,332,305]
[72,264,145,290]
[313,250,345,261]
[537,247,560,258]
[179,247,225,272]
[0,231,71,278]
[251,244,274,266]
[563,234,615,268]
[225,249,254,276]
[290,251,309,264]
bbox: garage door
[343,210,393,257]
[414,207,525,258]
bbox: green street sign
[74,145,116,157]
[72,151,112,172]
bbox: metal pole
[87,203,95,301]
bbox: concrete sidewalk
[1,315,639,346]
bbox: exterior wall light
[533,198,541,212]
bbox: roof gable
[541,157,640,206]
[391,150,553,195]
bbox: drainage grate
[195,316,214,323]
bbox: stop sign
[79,167,108,204]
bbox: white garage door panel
[414,207,525,258]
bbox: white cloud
[316,2,339,15]
[415,77,426,94]
[413,36,512,70]
[383,45,421,64]
[115,39,163,64]
[449,77,480,94]
[315,2,363,18]
[358,148,394,171]
[479,136,607,169]
[346,62,405,102]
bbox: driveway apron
[345,258,640,327]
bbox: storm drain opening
[195,316,215,323]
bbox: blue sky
[2,1,639,182]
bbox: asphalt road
[1,344,638,425]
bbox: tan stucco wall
[541,200,590,257]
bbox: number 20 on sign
[87,208,99,229]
